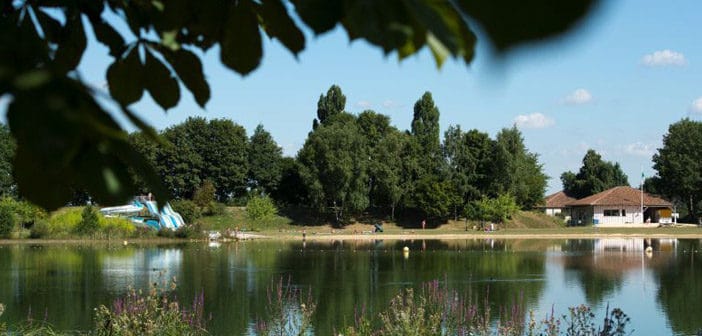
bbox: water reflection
[0,238,698,335]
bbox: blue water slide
[144,200,185,230]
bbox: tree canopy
[651,119,702,221]
[561,149,629,199]
[0,0,600,209]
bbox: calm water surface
[0,238,700,335]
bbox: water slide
[140,200,186,230]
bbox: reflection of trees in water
[561,240,623,306]
[0,245,109,330]
[272,239,546,335]
[654,240,702,336]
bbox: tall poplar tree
[411,92,441,175]
[313,85,346,129]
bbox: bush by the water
[171,199,201,224]
[246,195,277,228]
[93,278,207,336]
[0,205,14,238]
[75,205,100,235]
[27,207,135,239]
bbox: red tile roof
[541,191,578,208]
[566,186,672,207]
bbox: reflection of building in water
[102,248,182,288]
[594,238,677,253]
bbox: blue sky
[70,0,702,194]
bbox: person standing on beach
[421,219,426,230]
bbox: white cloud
[623,142,656,157]
[641,49,687,67]
[689,97,702,115]
[514,113,555,129]
[563,88,593,105]
[381,100,403,109]
[355,100,373,109]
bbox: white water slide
[142,201,185,230]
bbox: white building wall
[545,208,561,216]
[593,205,643,225]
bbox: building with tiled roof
[539,191,578,217]
[565,186,674,226]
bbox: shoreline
[3,230,702,245]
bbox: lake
[0,238,699,335]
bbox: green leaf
[106,47,144,105]
[291,0,344,34]
[256,0,305,56]
[158,47,210,108]
[89,16,126,57]
[455,0,599,52]
[144,49,180,110]
[220,0,262,75]
[8,77,170,210]
[426,33,449,67]
[53,10,87,73]
[405,0,476,65]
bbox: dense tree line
[0,86,549,224]
[295,86,547,223]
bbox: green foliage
[443,126,494,219]
[652,119,702,220]
[313,84,346,128]
[0,125,16,197]
[414,177,453,219]
[411,92,442,175]
[192,180,216,209]
[93,280,207,336]
[491,126,548,209]
[248,125,283,193]
[204,202,226,217]
[0,204,15,237]
[99,216,136,238]
[0,0,597,210]
[0,197,47,228]
[298,111,369,222]
[468,194,520,224]
[170,200,202,224]
[246,195,278,227]
[561,149,629,199]
[75,205,100,236]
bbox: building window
[621,209,626,216]
[604,209,620,216]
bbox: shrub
[193,180,217,209]
[171,200,201,224]
[0,198,46,228]
[29,220,49,239]
[157,228,176,238]
[466,194,519,224]
[75,205,100,236]
[175,223,201,239]
[246,195,277,229]
[47,207,83,236]
[100,216,136,238]
[204,201,226,216]
[93,279,208,336]
[0,205,14,238]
